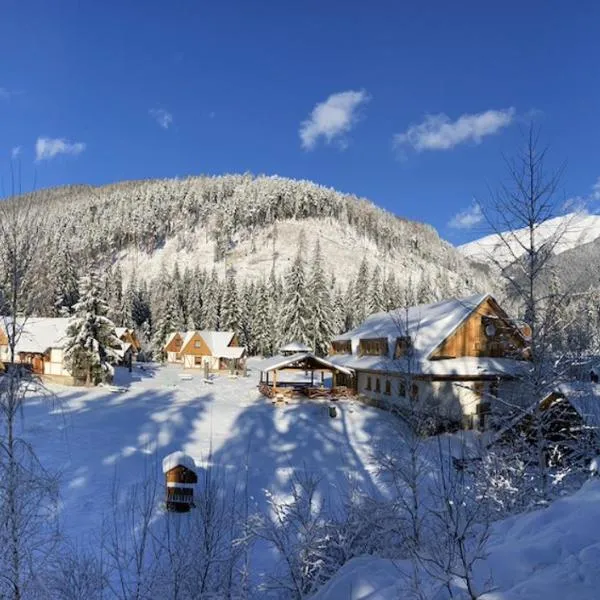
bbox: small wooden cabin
[162,452,198,513]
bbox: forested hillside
[12,174,491,355]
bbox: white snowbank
[161,451,197,474]
[312,480,600,600]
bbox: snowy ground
[312,481,600,600]
[21,360,402,546]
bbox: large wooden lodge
[328,293,531,429]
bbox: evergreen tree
[64,270,121,385]
[279,246,310,347]
[352,257,370,325]
[384,271,400,311]
[151,297,181,360]
[202,268,221,330]
[220,269,241,332]
[368,265,385,314]
[306,240,335,356]
[253,280,273,356]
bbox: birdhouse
[162,452,198,513]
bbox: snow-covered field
[20,362,600,599]
[22,360,400,542]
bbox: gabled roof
[1,317,70,354]
[280,341,312,353]
[333,293,490,362]
[164,331,184,349]
[257,352,353,376]
[175,330,245,358]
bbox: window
[375,378,381,393]
[473,382,484,398]
[398,379,406,397]
[366,376,372,391]
[410,383,419,401]
[384,380,391,395]
[194,340,202,349]
[359,338,388,356]
[477,401,492,430]
[194,356,203,365]
[332,340,351,354]
[490,379,499,398]
[394,336,412,358]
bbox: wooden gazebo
[257,352,354,399]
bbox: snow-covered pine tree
[221,268,241,333]
[151,296,182,360]
[368,264,385,314]
[238,280,255,352]
[253,280,273,357]
[352,257,370,325]
[384,271,400,311]
[279,244,310,348]
[307,240,335,356]
[64,270,121,385]
[201,268,221,330]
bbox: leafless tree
[481,124,574,499]
[0,193,61,600]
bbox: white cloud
[299,89,370,150]
[394,108,515,153]
[35,137,86,161]
[0,87,10,99]
[448,201,484,229]
[11,146,21,159]
[149,108,173,129]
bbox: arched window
[366,376,372,391]
[375,378,381,393]
[384,380,391,395]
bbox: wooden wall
[165,333,184,353]
[181,333,212,356]
[430,297,526,360]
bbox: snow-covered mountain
[458,212,600,268]
[27,174,491,294]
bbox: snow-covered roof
[115,342,133,359]
[328,293,528,378]
[164,331,183,349]
[280,341,312,353]
[162,451,197,474]
[332,293,490,362]
[115,327,128,338]
[1,317,70,354]
[178,330,245,358]
[555,383,600,431]
[328,353,528,378]
[256,352,353,376]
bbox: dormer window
[331,340,352,354]
[359,338,388,356]
[394,336,412,358]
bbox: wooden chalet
[328,293,531,429]
[0,318,140,384]
[257,351,354,400]
[115,327,142,358]
[163,330,246,372]
[493,383,600,467]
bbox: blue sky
[1,0,599,244]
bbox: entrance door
[32,355,44,374]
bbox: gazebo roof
[257,352,353,376]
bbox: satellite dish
[485,324,496,337]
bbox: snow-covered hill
[26,174,491,293]
[458,212,600,268]
[312,479,600,599]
